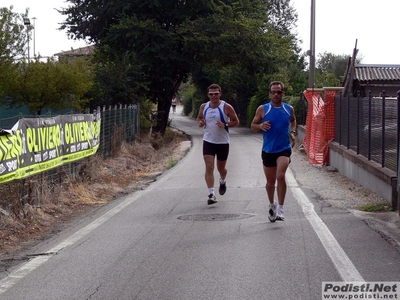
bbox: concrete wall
[329,142,397,209]
[297,125,398,211]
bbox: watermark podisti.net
[322,282,399,299]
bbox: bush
[139,100,156,130]
[150,127,178,150]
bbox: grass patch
[358,203,391,212]
[167,156,178,169]
[0,128,190,255]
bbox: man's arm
[225,104,240,128]
[197,103,206,127]
[251,105,265,132]
[289,106,297,133]
[289,106,297,147]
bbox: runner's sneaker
[207,194,217,205]
[268,202,277,222]
[276,212,284,221]
[276,207,284,221]
[219,180,227,195]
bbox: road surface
[1,106,399,299]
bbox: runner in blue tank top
[251,81,297,222]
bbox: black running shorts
[203,141,229,161]
[262,149,291,167]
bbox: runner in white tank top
[202,100,230,144]
[197,84,240,205]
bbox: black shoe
[219,181,227,195]
[268,202,277,222]
[207,194,217,205]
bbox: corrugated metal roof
[354,64,400,81]
[54,45,94,57]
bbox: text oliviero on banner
[0,114,101,183]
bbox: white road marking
[0,191,145,295]
[286,168,365,282]
[0,143,365,295]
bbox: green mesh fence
[99,104,139,158]
[0,104,140,215]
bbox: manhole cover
[178,213,254,221]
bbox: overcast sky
[293,0,400,65]
[3,0,89,58]
[4,0,400,64]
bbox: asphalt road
[1,106,400,300]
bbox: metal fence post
[397,90,400,214]
[356,90,361,154]
[382,90,386,167]
[347,91,350,149]
[136,104,140,138]
[368,90,372,160]
[102,106,106,158]
[337,91,342,145]
[300,92,307,126]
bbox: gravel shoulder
[1,128,399,263]
[290,147,387,210]
[290,146,400,251]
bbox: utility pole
[308,0,316,88]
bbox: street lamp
[32,17,37,57]
[23,17,31,62]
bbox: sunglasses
[270,91,283,95]
[208,92,220,96]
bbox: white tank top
[203,100,230,144]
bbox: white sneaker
[207,194,217,205]
[276,210,284,221]
[268,202,277,222]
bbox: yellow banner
[0,114,101,183]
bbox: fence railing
[297,92,308,126]
[0,104,140,215]
[334,90,399,172]
[97,104,140,158]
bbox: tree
[90,49,144,108]
[315,52,357,87]
[60,0,303,134]
[0,6,29,65]
[189,0,306,124]
[0,6,31,98]
[1,57,93,114]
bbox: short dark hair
[269,81,284,91]
[208,84,222,92]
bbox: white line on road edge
[286,168,364,282]
[0,145,365,294]
[0,190,146,295]
[251,136,364,281]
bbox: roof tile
[354,64,400,81]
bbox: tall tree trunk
[156,97,171,135]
